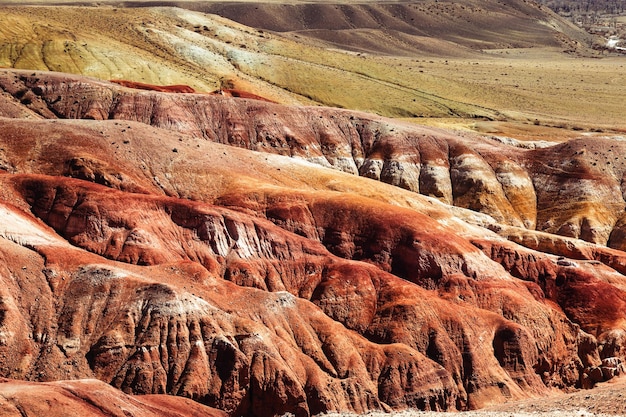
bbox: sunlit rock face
[0,378,227,417]
[0,69,626,416]
[8,68,626,243]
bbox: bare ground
[2,3,625,130]
[318,377,626,417]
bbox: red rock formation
[0,184,463,414]
[214,89,277,103]
[111,80,197,94]
[0,378,226,417]
[0,68,625,416]
[108,80,274,103]
[7,68,624,241]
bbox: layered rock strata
[0,69,625,416]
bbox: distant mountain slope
[540,0,626,15]
[197,0,593,54]
[1,4,622,129]
[1,0,595,55]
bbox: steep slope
[4,69,626,248]
[0,69,626,416]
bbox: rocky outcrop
[0,192,465,415]
[1,173,589,408]
[0,378,227,417]
[0,69,626,415]
[195,0,591,53]
[7,69,626,247]
[110,80,198,94]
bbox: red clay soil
[110,79,275,103]
[110,79,197,93]
[0,68,625,416]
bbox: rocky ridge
[4,69,626,247]
[0,378,226,417]
[0,69,625,416]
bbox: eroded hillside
[1,69,626,416]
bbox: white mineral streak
[0,204,69,247]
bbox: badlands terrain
[1,1,626,417]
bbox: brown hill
[1,4,624,130]
[110,80,198,94]
[5,0,591,54]
[197,0,591,54]
[0,68,626,415]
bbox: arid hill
[196,0,591,54]
[1,68,626,416]
[1,4,625,131]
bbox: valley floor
[320,408,621,416]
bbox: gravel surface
[317,377,626,417]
